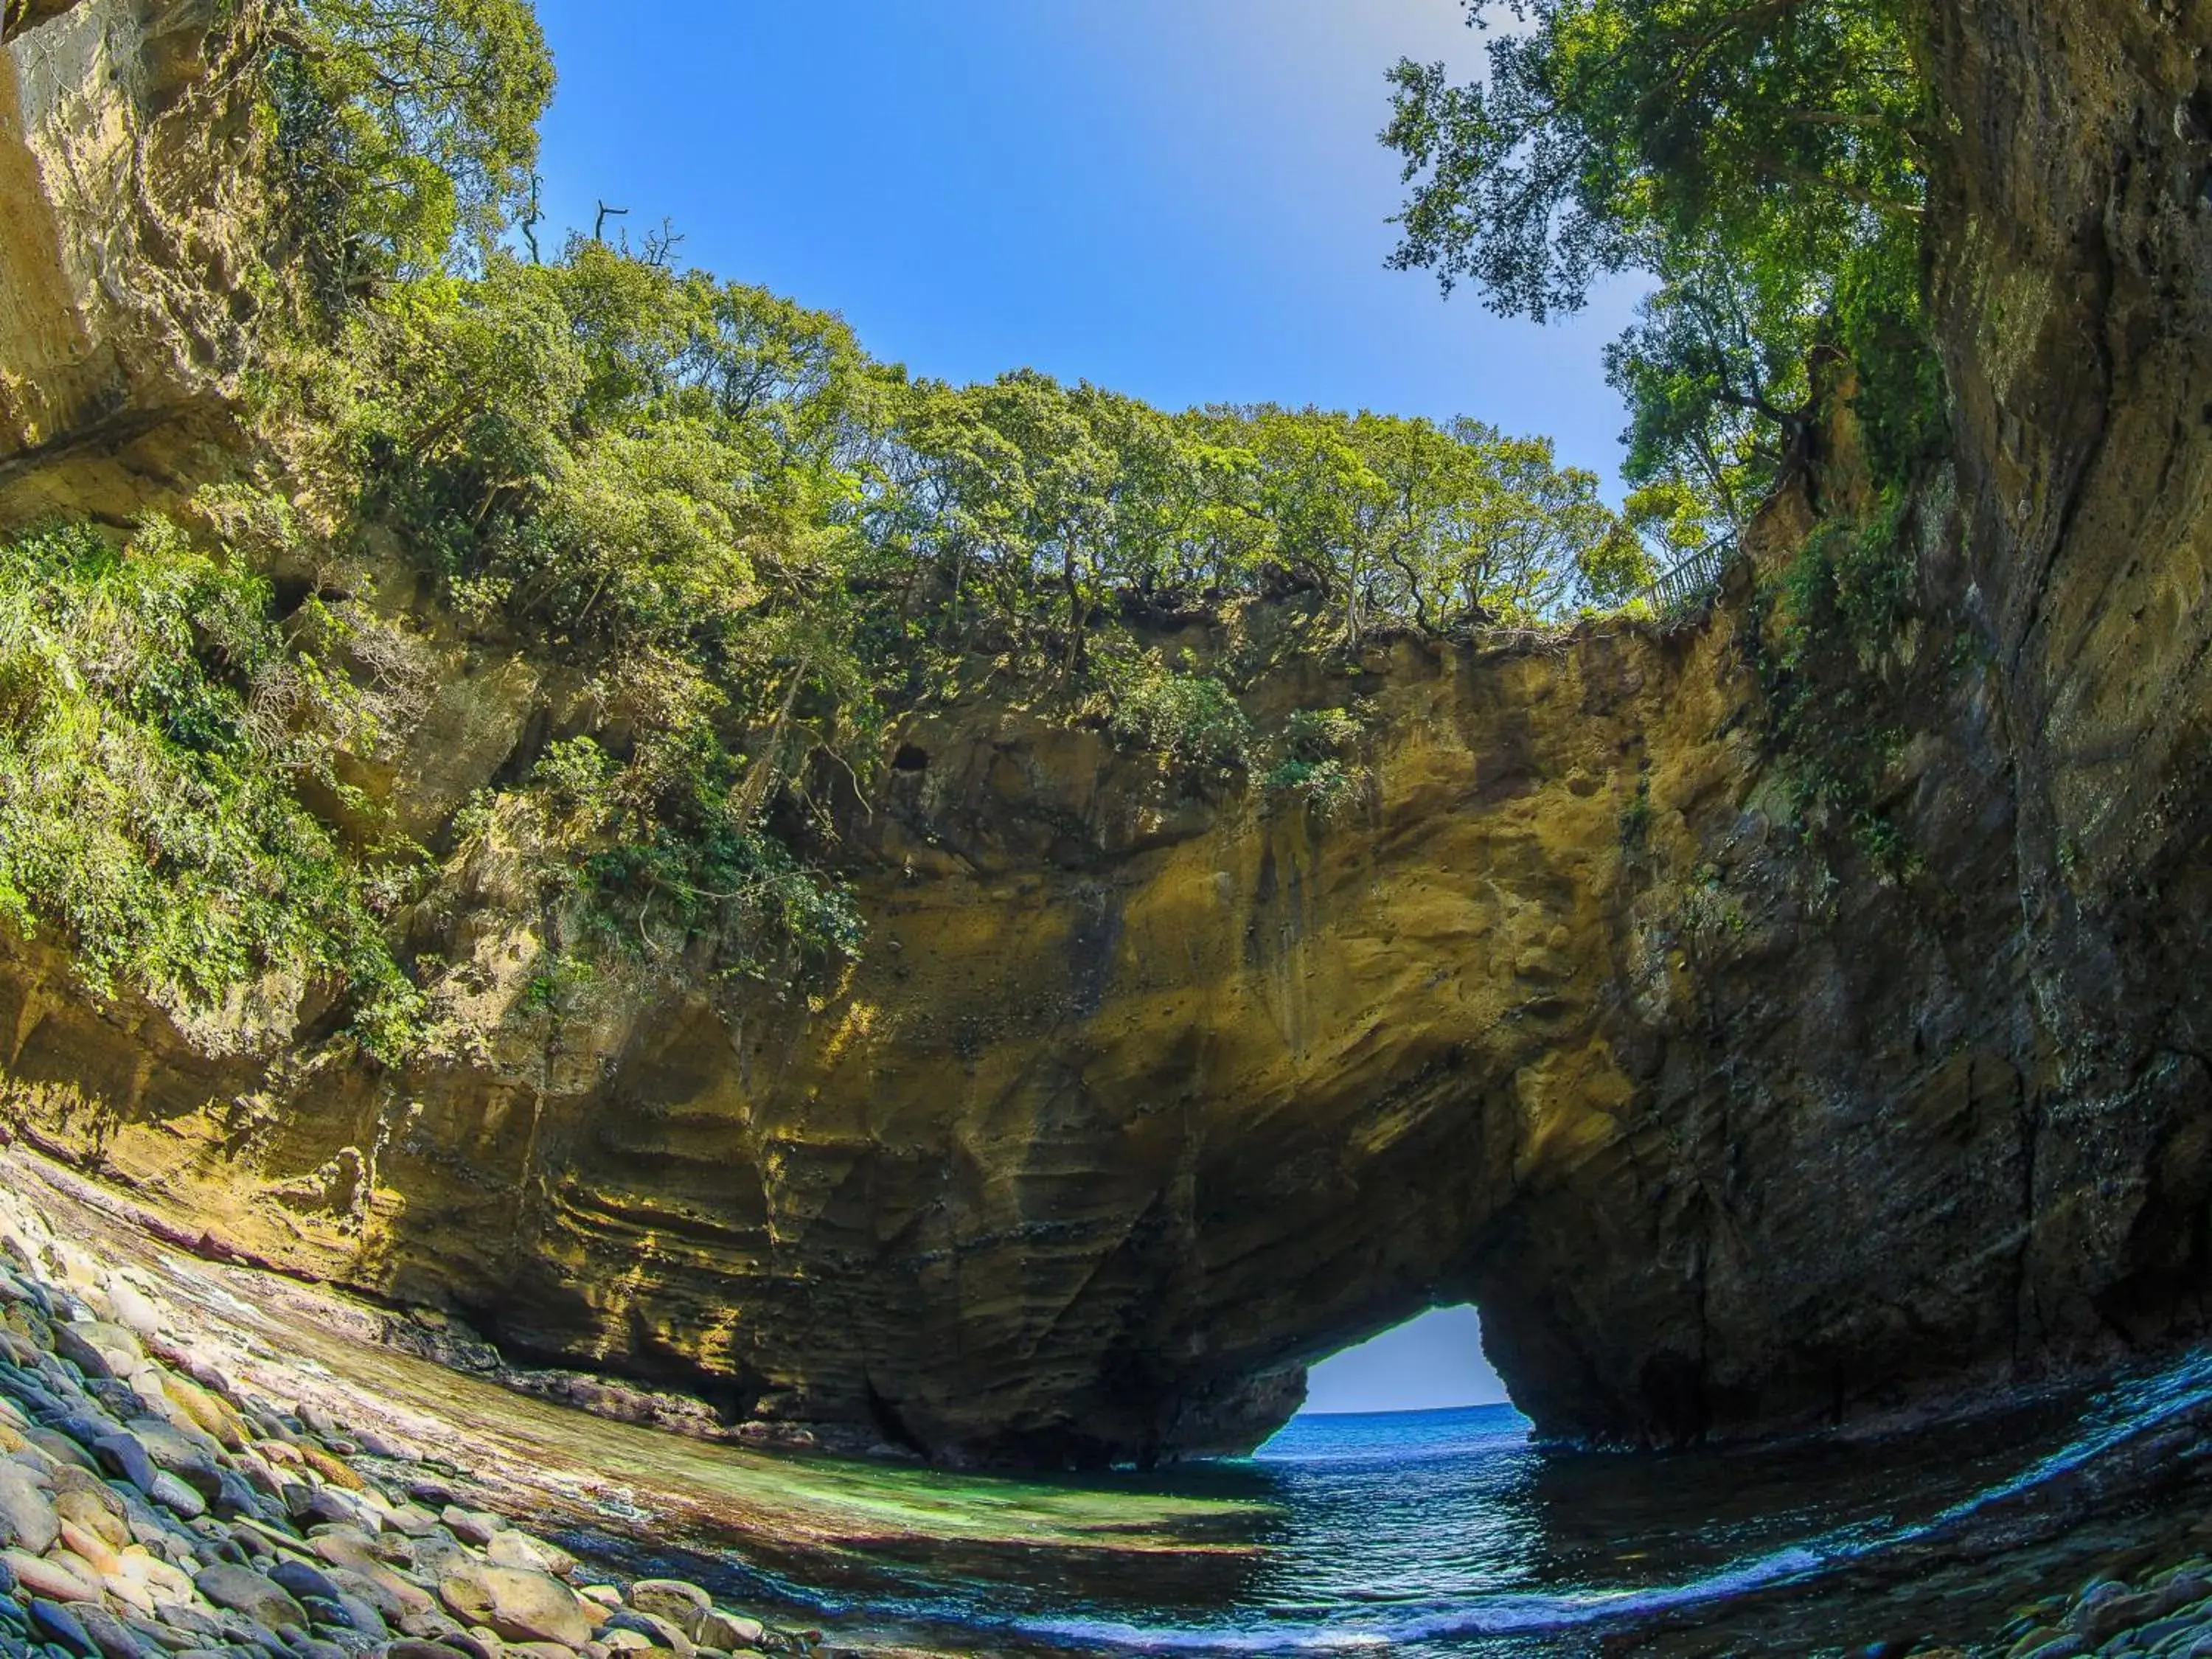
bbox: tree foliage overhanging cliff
[263,0,552,299]
[1,0,1669,1054]
[256,239,1648,995]
[1383,0,1961,883]
[1383,0,1948,527]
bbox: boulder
[49,1544,105,1584]
[53,1489,123,1548]
[49,1413,121,1452]
[84,1321,144,1365]
[296,1441,363,1492]
[147,1470,205,1520]
[158,1375,248,1453]
[27,1598,97,1658]
[383,1503,442,1539]
[75,1604,156,1659]
[57,1517,121,1575]
[412,1534,475,1579]
[291,1485,370,1530]
[325,1562,435,1624]
[400,1609,470,1642]
[442,1507,503,1546]
[111,1543,195,1605]
[122,1419,222,1492]
[100,1282,160,1342]
[210,1467,262,1521]
[306,1526,391,1572]
[0,1462,58,1553]
[231,1450,285,1501]
[693,1613,765,1652]
[625,1582,711,1639]
[150,1603,222,1641]
[603,1610,690,1655]
[91,1433,157,1495]
[100,1573,156,1618]
[24,1427,97,1471]
[5,1548,98,1601]
[51,1326,117,1382]
[439,1565,592,1649]
[195,1563,310,1632]
[266,1558,346,1607]
[486,1530,574,1577]
[331,1589,390,1639]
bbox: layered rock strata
[0,0,2209,1467]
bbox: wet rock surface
[1996,1556,2212,1658]
[0,1168,824,1659]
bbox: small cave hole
[865,1377,926,1458]
[269,574,316,617]
[892,743,931,773]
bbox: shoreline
[4,1144,2212,1658]
[0,1146,1267,1658]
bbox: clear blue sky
[527,0,1649,492]
[1304,1305,1509,1414]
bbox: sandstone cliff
[0,0,257,527]
[0,0,2208,1467]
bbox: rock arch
[10,582,2199,1469]
[6,0,2212,1470]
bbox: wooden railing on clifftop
[1636,535,1735,619]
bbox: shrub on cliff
[1263,706,1368,821]
[0,519,423,1053]
[454,729,865,984]
[1102,656,1253,771]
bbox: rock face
[1916,0,2212,1394]
[0,0,257,525]
[1,0,2210,1467]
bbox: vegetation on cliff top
[0,520,423,1054]
[0,0,1952,1046]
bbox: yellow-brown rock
[0,566,2139,1464]
[0,0,257,524]
[1,0,2211,1469]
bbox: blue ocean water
[651,1352,2212,1656]
[1009,1403,1851,1652]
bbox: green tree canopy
[267,0,554,298]
[1382,0,1941,518]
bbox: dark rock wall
[1929,0,2212,1356]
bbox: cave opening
[1296,1303,1512,1417]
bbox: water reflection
[588,1357,2212,1656]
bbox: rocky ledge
[0,1186,818,1659]
[1997,1557,2212,1659]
